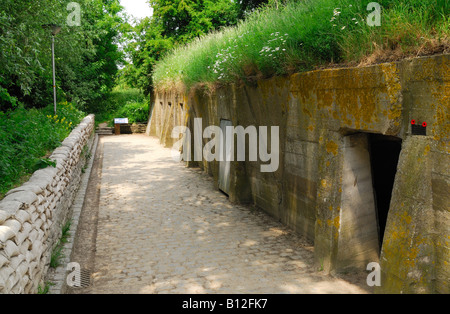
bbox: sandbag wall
[0,114,95,294]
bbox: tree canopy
[120,0,271,96]
[0,0,275,111]
[0,0,126,113]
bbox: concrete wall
[0,115,95,294]
[148,54,449,293]
[118,123,148,134]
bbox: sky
[120,0,153,20]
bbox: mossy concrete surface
[148,54,449,294]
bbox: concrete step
[96,127,114,135]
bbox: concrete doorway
[368,134,402,249]
[336,133,402,271]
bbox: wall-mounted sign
[114,118,129,124]
[411,120,427,136]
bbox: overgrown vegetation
[151,0,449,91]
[0,103,85,198]
[94,86,150,127]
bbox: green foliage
[62,219,72,236]
[121,18,175,96]
[0,103,85,197]
[121,0,256,96]
[65,0,127,113]
[32,158,57,173]
[114,100,150,124]
[151,0,449,91]
[50,219,71,269]
[339,0,450,62]
[37,282,55,294]
[104,86,146,113]
[0,0,126,112]
[0,0,128,198]
[94,87,149,126]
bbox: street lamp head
[42,24,62,36]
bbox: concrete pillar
[377,136,436,293]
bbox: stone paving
[82,134,369,294]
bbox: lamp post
[42,24,61,115]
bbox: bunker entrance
[368,134,402,249]
[337,133,402,269]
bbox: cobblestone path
[81,135,368,294]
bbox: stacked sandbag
[0,114,95,294]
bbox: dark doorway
[369,134,402,249]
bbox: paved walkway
[79,135,369,294]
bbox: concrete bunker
[148,55,449,293]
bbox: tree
[62,0,126,112]
[0,0,126,112]
[237,0,270,19]
[123,0,248,96]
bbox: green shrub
[0,103,85,198]
[114,101,150,124]
[94,87,150,127]
[95,87,146,115]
